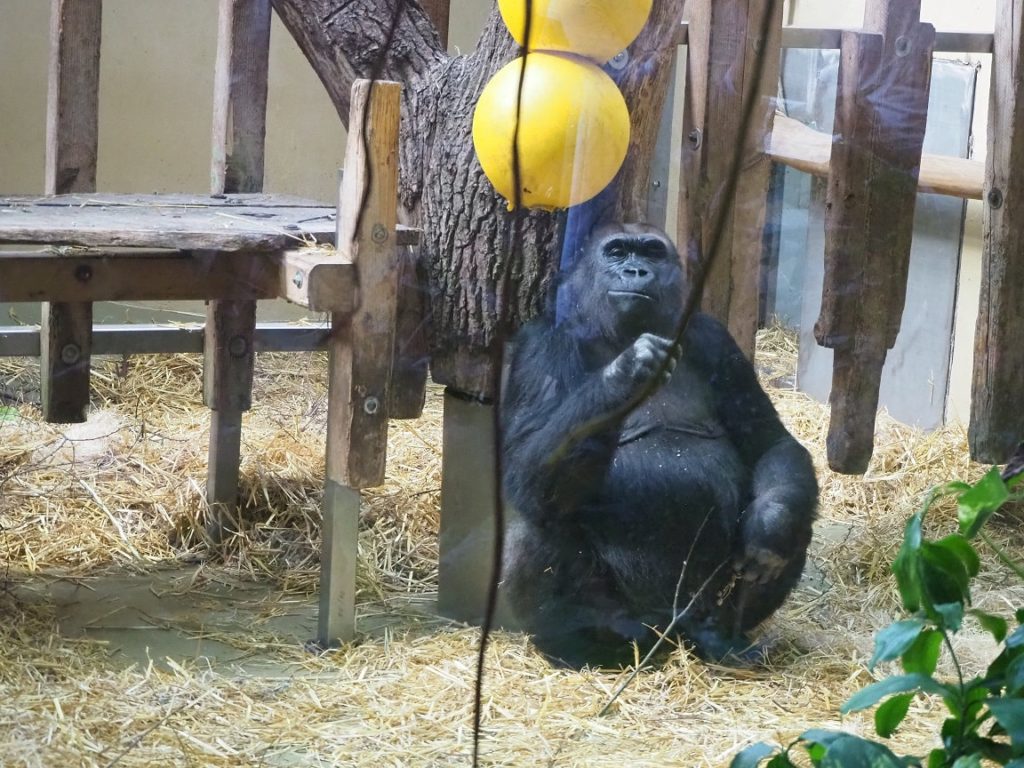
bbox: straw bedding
[0,327,1021,767]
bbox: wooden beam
[204,0,272,539]
[42,0,102,424]
[420,0,451,49]
[768,114,985,199]
[279,247,358,313]
[677,0,784,359]
[318,79,402,646]
[817,12,935,473]
[970,0,1024,463]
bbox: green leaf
[819,735,908,767]
[932,534,981,578]
[920,543,971,608]
[927,748,946,768]
[933,602,965,633]
[875,693,914,738]
[902,630,944,676]
[730,742,778,768]
[1004,759,1024,768]
[842,675,948,715]
[766,756,797,768]
[894,514,925,612]
[1008,625,1024,650]
[951,756,982,768]
[970,610,1009,643]
[871,619,926,670]
[1006,654,1024,695]
[958,468,1010,538]
[988,698,1024,744]
[800,730,848,750]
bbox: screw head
[608,50,629,71]
[688,129,703,150]
[989,188,1004,209]
[894,36,912,57]
[74,264,93,282]
[60,343,81,365]
[363,396,381,416]
[292,269,305,289]
[228,336,248,358]
[371,223,388,244]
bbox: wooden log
[816,15,935,474]
[768,114,985,199]
[677,0,783,358]
[204,0,272,538]
[970,0,1024,463]
[42,0,102,424]
[318,80,402,645]
[420,0,451,49]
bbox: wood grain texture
[969,0,1024,463]
[42,0,103,424]
[676,0,783,359]
[325,79,402,489]
[0,195,418,248]
[816,16,935,474]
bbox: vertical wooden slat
[676,0,783,358]
[204,0,271,538]
[970,0,1024,463]
[318,79,402,645]
[41,0,102,423]
[816,4,934,474]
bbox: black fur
[499,223,818,669]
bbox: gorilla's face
[569,223,684,343]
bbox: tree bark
[272,0,685,397]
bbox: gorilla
[499,223,818,669]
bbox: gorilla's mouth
[608,290,653,301]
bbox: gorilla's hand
[602,333,678,399]
[735,498,798,585]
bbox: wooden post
[204,0,271,540]
[815,2,934,473]
[969,0,1024,464]
[676,0,783,358]
[318,79,402,646]
[41,0,102,423]
[420,0,450,49]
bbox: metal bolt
[74,264,93,282]
[894,36,911,57]
[652,180,662,189]
[989,188,1004,209]
[608,50,629,71]
[363,396,381,415]
[228,335,248,358]
[293,269,305,289]
[60,343,81,365]
[371,223,388,244]
[688,129,703,150]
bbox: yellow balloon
[498,0,653,64]
[472,53,630,211]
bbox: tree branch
[270,0,447,125]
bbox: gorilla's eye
[643,240,669,259]
[604,241,627,260]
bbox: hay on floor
[0,327,1021,767]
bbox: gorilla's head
[564,223,684,344]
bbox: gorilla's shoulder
[684,312,746,366]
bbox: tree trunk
[272,0,684,397]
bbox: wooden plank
[42,0,103,424]
[326,79,402,489]
[204,0,272,539]
[0,195,420,249]
[768,114,985,199]
[316,481,360,648]
[816,19,935,474]
[0,250,279,302]
[0,322,331,357]
[677,0,784,358]
[279,247,358,313]
[970,0,1024,463]
[778,27,993,53]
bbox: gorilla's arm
[693,316,818,570]
[502,322,673,522]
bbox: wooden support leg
[317,479,360,647]
[40,301,92,423]
[203,298,256,542]
[826,345,888,475]
[969,0,1024,463]
[41,0,103,423]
